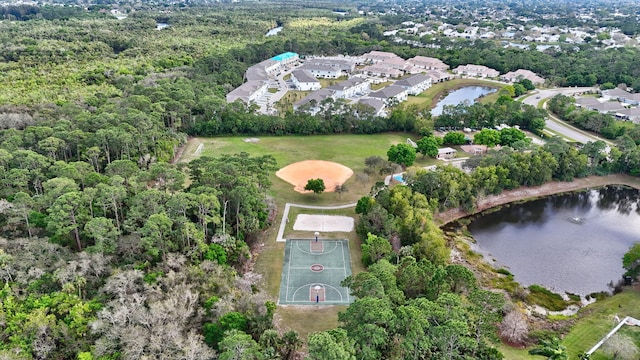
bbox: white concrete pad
[293,214,354,232]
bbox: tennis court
[278,239,353,305]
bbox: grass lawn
[275,90,309,114]
[496,344,533,359]
[495,289,640,360]
[562,288,640,358]
[319,77,348,88]
[179,134,438,206]
[371,81,393,90]
[179,133,441,338]
[405,78,506,110]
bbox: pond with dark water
[467,186,640,295]
[431,86,497,116]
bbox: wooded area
[0,1,639,358]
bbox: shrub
[496,268,513,277]
[526,285,570,311]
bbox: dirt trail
[435,174,640,225]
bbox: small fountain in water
[570,216,583,224]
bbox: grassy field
[179,134,440,206]
[494,289,640,360]
[563,288,640,358]
[405,78,507,110]
[178,133,437,339]
[275,90,310,114]
[177,133,640,350]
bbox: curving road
[521,87,612,145]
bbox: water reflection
[431,86,497,116]
[468,186,640,295]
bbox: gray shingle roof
[395,74,430,87]
[294,89,334,108]
[369,85,406,99]
[291,69,318,84]
[327,78,367,91]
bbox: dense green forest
[1,2,640,359]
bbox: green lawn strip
[542,128,575,142]
[589,326,640,359]
[562,289,640,358]
[496,343,532,360]
[517,92,537,103]
[371,81,393,90]
[195,134,412,170]
[275,305,346,345]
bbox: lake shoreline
[435,174,640,225]
[429,83,501,111]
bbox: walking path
[276,202,357,242]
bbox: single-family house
[480,31,496,39]
[436,147,457,159]
[460,144,487,155]
[501,69,545,85]
[406,56,449,71]
[615,108,640,124]
[394,74,432,95]
[368,85,408,105]
[290,70,321,91]
[226,80,268,104]
[574,97,601,109]
[602,88,640,106]
[453,64,500,78]
[327,78,370,99]
[589,101,627,114]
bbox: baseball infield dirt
[276,160,354,193]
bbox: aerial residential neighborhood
[226,50,536,116]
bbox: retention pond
[431,86,497,116]
[467,186,640,295]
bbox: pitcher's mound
[276,160,353,193]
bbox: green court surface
[278,239,353,305]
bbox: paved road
[521,87,612,145]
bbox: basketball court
[278,239,353,305]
